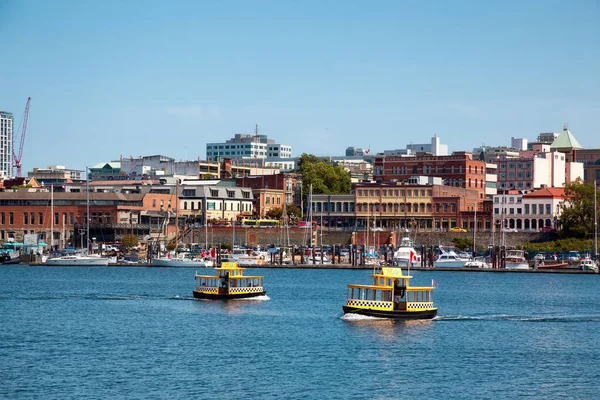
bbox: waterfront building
[252,188,286,218]
[206,130,292,161]
[0,189,176,247]
[495,151,583,190]
[575,149,600,184]
[235,173,301,206]
[0,110,13,178]
[373,152,487,199]
[550,125,584,162]
[347,180,485,231]
[27,165,85,185]
[310,194,356,229]
[179,185,254,224]
[492,188,565,231]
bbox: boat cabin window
[406,290,431,302]
[348,287,392,302]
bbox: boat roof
[374,267,413,279]
[215,261,244,270]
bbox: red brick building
[0,189,177,248]
[373,152,487,199]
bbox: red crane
[13,97,31,178]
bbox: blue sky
[1,0,598,174]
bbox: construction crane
[13,97,31,178]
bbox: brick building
[373,152,487,199]
[0,189,177,248]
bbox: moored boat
[433,245,467,268]
[152,252,214,267]
[579,257,598,272]
[393,236,420,267]
[342,266,437,319]
[505,249,529,270]
[44,253,110,266]
[193,261,266,300]
[464,256,492,268]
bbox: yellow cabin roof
[216,262,243,270]
[376,267,413,279]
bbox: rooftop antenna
[564,123,569,130]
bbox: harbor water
[1,266,599,399]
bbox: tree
[559,178,595,239]
[121,234,139,250]
[297,153,351,196]
[285,203,303,221]
[265,207,283,220]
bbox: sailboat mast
[473,200,477,256]
[594,181,598,261]
[86,167,90,253]
[50,186,53,251]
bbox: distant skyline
[1,0,598,174]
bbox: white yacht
[393,236,420,267]
[433,246,468,268]
[505,249,529,270]
[152,252,214,267]
[222,247,266,266]
[579,256,598,272]
[45,253,110,266]
[464,256,492,268]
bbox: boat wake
[340,313,387,321]
[231,295,271,301]
[435,314,600,323]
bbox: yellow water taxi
[193,261,266,300]
[343,266,437,319]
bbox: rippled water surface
[1,266,598,399]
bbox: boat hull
[192,290,266,300]
[44,257,110,266]
[505,262,529,270]
[433,261,466,268]
[152,258,212,267]
[342,306,437,320]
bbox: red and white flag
[410,250,418,263]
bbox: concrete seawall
[183,227,552,248]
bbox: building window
[39,213,44,225]
[70,213,74,225]
[24,213,29,225]
[9,212,14,225]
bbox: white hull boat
[434,245,467,268]
[152,257,214,268]
[45,254,110,266]
[505,250,529,270]
[393,236,420,267]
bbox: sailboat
[45,169,110,266]
[152,181,214,268]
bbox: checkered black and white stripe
[347,300,392,308]
[407,302,434,309]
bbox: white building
[207,132,292,161]
[492,187,564,231]
[0,110,13,178]
[384,135,448,156]
[511,137,528,151]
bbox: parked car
[541,226,557,233]
[567,251,581,262]
[450,227,467,233]
[502,228,518,233]
[534,252,546,261]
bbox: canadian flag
[409,250,418,263]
